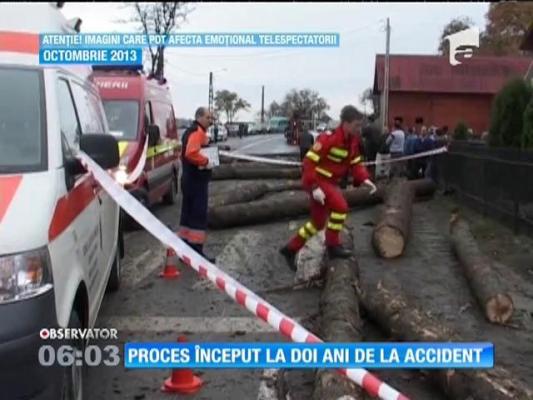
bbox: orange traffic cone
[159,248,180,279]
[161,336,203,394]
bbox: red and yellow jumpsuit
[286,125,370,251]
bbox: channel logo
[39,328,118,340]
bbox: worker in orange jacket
[179,107,215,262]
[280,105,377,271]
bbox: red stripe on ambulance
[0,175,23,224]
[0,31,39,54]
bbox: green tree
[454,121,469,141]
[489,78,532,148]
[522,95,533,149]
[438,17,475,55]
[214,90,251,123]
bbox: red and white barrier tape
[78,152,409,400]
[219,146,447,167]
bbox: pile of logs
[208,178,436,229]
[357,279,531,400]
[207,162,529,399]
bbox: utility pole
[261,85,265,124]
[208,71,214,114]
[382,17,391,132]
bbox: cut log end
[374,226,405,259]
[485,293,514,325]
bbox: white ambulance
[0,3,123,399]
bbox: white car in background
[207,124,228,143]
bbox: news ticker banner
[38,33,340,66]
[125,342,494,369]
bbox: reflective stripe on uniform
[315,167,332,178]
[178,226,206,244]
[327,222,344,231]
[298,226,310,240]
[330,147,348,158]
[118,142,129,157]
[306,151,320,162]
[305,222,318,235]
[350,156,362,165]
[330,212,347,221]
[147,142,179,158]
[187,229,206,244]
[327,154,343,163]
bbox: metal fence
[438,141,533,235]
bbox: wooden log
[208,181,302,208]
[212,163,301,180]
[208,179,436,229]
[449,212,514,325]
[313,238,364,400]
[357,279,533,400]
[372,178,415,259]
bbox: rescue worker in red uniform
[179,107,215,262]
[280,105,377,270]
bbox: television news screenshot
[1,2,533,399]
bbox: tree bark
[208,181,302,208]
[449,212,514,325]
[211,163,301,180]
[372,178,415,259]
[313,238,364,400]
[357,279,533,400]
[208,179,436,229]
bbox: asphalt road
[84,134,309,400]
[222,133,297,156]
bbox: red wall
[387,92,494,134]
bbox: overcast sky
[62,2,489,122]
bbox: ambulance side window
[71,82,105,134]
[56,79,81,154]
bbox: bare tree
[360,87,375,115]
[130,2,193,78]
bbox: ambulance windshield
[0,68,44,173]
[102,100,139,141]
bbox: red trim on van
[0,32,39,54]
[48,177,97,242]
[0,175,22,224]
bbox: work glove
[363,179,377,195]
[311,187,326,205]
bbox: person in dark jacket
[178,107,215,262]
[361,116,381,179]
[299,130,315,161]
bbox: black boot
[279,245,297,272]
[327,245,353,259]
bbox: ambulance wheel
[163,173,178,205]
[106,241,121,292]
[60,312,83,400]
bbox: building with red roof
[373,54,531,134]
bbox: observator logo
[444,26,480,66]
[39,328,118,340]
